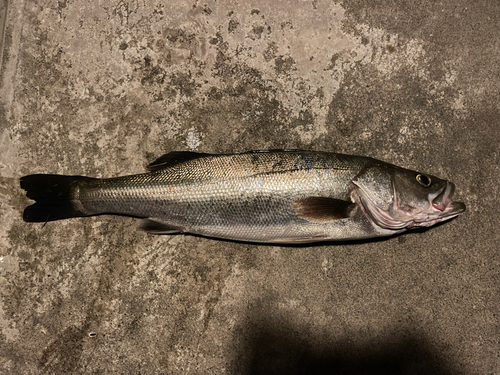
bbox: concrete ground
[1,0,499,373]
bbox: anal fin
[140,219,183,234]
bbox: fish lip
[445,201,466,215]
[430,182,466,215]
[431,182,453,211]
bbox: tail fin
[20,174,95,222]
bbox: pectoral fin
[140,219,183,234]
[294,197,355,222]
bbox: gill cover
[350,162,406,229]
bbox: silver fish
[20,150,465,243]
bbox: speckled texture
[0,0,498,373]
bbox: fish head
[351,161,466,230]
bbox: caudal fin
[20,174,95,222]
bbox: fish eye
[416,174,432,187]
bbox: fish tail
[20,174,95,222]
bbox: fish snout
[431,182,466,215]
[431,182,454,211]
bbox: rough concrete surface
[0,0,499,373]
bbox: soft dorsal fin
[147,151,210,171]
[294,197,355,221]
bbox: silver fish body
[21,150,466,243]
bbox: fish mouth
[351,180,466,231]
[429,182,466,218]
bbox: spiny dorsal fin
[147,151,210,171]
[294,197,355,222]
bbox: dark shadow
[233,318,463,375]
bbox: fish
[20,150,465,244]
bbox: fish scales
[76,152,367,242]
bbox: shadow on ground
[235,318,461,375]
